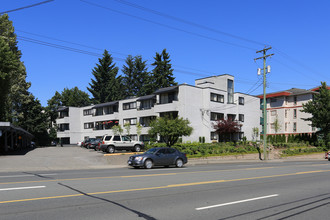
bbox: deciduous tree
[148,117,193,147]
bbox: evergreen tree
[0,37,18,120]
[122,55,135,97]
[151,49,177,91]
[61,87,91,107]
[122,55,152,97]
[302,82,330,148]
[46,91,62,126]
[87,50,124,103]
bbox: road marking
[0,166,327,185]
[0,186,46,191]
[0,174,57,178]
[196,194,279,210]
[0,169,329,204]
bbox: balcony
[154,100,179,113]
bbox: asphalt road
[0,161,329,220]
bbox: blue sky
[2,0,329,106]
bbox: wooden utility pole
[255,46,274,160]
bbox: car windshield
[145,148,159,154]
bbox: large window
[211,132,217,141]
[58,123,69,131]
[159,92,178,104]
[140,116,156,127]
[227,79,234,104]
[104,105,118,114]
[123,102,136,110]
[95,107,103,116]
[210,112,224,121]
[293,122,297,132]
[84,122,94,129]
[83,109,93,116]
[210,93,224,103]
[139,99,154,110]
[293,109,297,119]
[123,118,137,125]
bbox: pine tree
[122,55,135,97]
[87,50,124,103]
[151,49,177,91]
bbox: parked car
[100,135,144,153]
[83,138,97,148]
[326,151,330,161]
[87,139,101,150]
[127,147,188,169]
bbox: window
[285,122,288,131]
[58,123,69,131]
[227,114,236,121]
[210,93,224,103]
[113,136,121,141]
[293,122,297,132]
[140,116,156,127]
[294,96,297,105]
[122,136,131,141]
[285,109,288,118]
[211,112,224,121]
[270,98,277,103]
[123,102,136,110]
[59,111,69,118]
[84,122,94,129]
[139,99,154,110]
[123,118,137,125]
[95,107,103,116]
[104,136,112,141]
[293,109,297,119]
[104,106,117,114]
[83,109,93,116]
[227,79,234,104]
[239,114,244,122]
[239,97,244,105]
[211,132,217,140]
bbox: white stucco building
[56,74,261,144]
[258,87,321,136]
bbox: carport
[0,122,33,154]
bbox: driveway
[0,145,129,172]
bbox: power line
[80,0,257,51]
[113,0,267,46]
[0,0,54,14]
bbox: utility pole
[254,46,274,160]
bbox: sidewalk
[0,145,326,172]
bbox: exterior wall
[265,93,315,135]
[56,75,261,144]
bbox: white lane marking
[0,186,46,191]
[196,194,279,210]
[0,174,57,178]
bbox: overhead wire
[0,0,54,14]
[80,0,257,51]
[113,0,267,46]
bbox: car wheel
[144,159,153,169]
[175,158,184,168]
[107,146,115,154]
[134,145,141,152]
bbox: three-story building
[57,74,261,144]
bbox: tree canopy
[151,49,177,92]
[148,117,193,147]
[87,50,124,103]
[213,119,242,142]
[302,82,330,148]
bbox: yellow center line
[0,165,328,185]
[1,169,330,204]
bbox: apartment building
[56,74,261,144]
[258,87,320,136]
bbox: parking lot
[0,145,131,172]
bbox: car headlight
[135,156,144,162]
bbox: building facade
[258,88,320,136]
[56,75,261,144]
